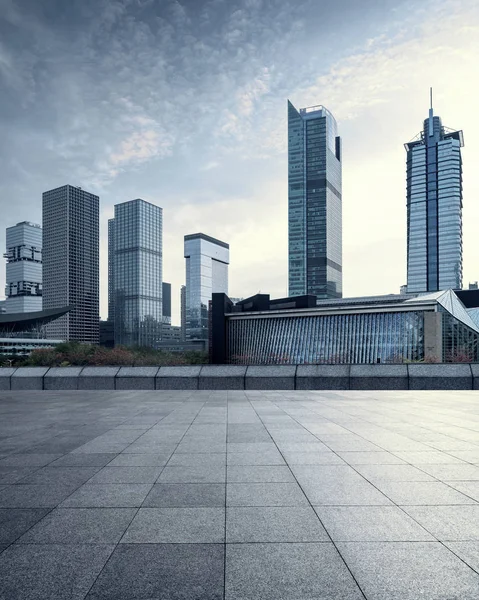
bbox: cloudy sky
[1,0,478,324]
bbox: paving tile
[227,483,308,506]
[227,506,328,542]
[0,484,80,508]
[415,463,479,481]
[282,451,345,465]
[315,506,434,541]
[19,466,100,486]
[393,451,466,464]
[0,466,39,484]
[375,481,477,505]
[444,541,479,571]
[0,454,62,467]
[49,453,117,467]
[0,508,49,545]
[226,442,277,453]
[167,452,226,466]
[158,465,226,483]
[18,508,136,543]
[122,507,225,543]
[143,483,225,507]
[352,464,435,483]
[226,543,363,600]
[87,466,163,484]
[403,505,479,540]
[337,451,406,465]
[106,453,171,466]
[60,484,153,507]
[227,450,285,465]
[86,543,224,600]
[227,465,294,482]
[0,544,114,600]
[337,541,479,600]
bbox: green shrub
[9,343,209,367]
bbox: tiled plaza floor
[1,390,479,598]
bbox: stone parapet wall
[0,364,478,390]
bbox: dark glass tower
[43,185,99,343]
[288,101,342,299]
[110,199,163,347]
[406,93,464,292]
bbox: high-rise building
[4,221,42,314]
[180,285,186,341]
[108,218,115,322]
[162,282,171,325]
[43,185,99,343]
[110,199,163,347]
[288,101,342,299]
[406,92,464,293]
[184,233,229,340]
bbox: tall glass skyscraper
[288,101,342,299]
[184,233,229,340]
[110,199,163,347]
[43,185,99,343]
[4,221,42,314]
[406,95,464,293]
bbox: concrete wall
[1,364,478,390]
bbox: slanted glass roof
[406,290,479,334]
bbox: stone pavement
[0,390,479,599]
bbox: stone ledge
[245,366,297,390]
[407,364,472,390]
[296,365,350,390]
[0,367,17,391]
[44,367,83,391]
[0,364,478,391]
[11,367,49,391]
[78,367,120,390]
[116,367,160,390]
[156,366,201,390]
[199,365,247,390]
[350,364,408,390]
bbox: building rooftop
[1,389,479,598]
[184,232,229,249]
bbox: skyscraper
[184,233,229,340]
[288,101,342,299]
[406,92,464,293]
[4,221,42,314]
[162,282,171,325]
[108,218,115,323]
[110,199,163,347]
[43,185,99,343]
[180,285,186,341]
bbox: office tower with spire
[288,101,342,299]
[406,90,464,293]
[110,199,163,347]
[43,185,99,343]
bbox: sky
[1,0,478,325]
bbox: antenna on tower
[428,87,434,137]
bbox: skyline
[1,0,479,325]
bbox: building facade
[162,282,171,325]
[211,290,479,365]
[406,97,464,293]
[110,199,163,348]
[108,218,115,322]
[288,101,342,299]
[4,221,42,314]
[180,285,186,341]
[184,233,229,340]
[43,185,99,343]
